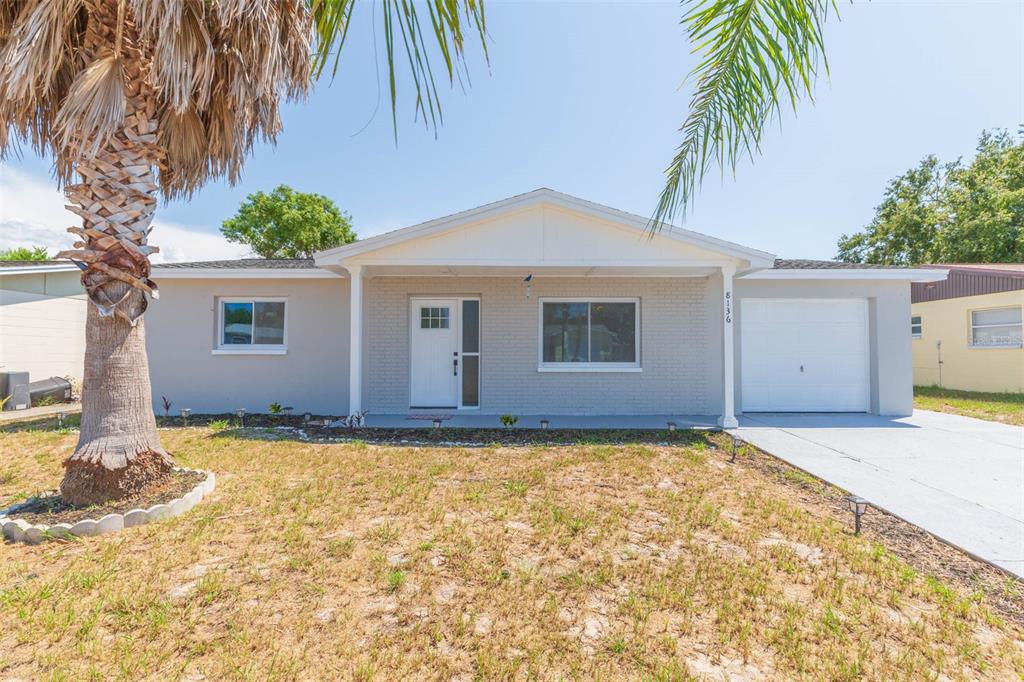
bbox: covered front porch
[313,190,777,426]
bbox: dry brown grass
[1,426,1022,681]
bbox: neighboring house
[911,264,1024,393]
[0,260,86,383]
[146,189,946,423]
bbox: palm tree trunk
[58,1,173,506]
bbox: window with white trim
[911,315,922,338]
[540,299,639,370]
[970,306,1022,348]
[217,298,287,352]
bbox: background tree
[0,245,50,260]
[838,130,1024,264]
[0,0,486,505]
[222,185,355,259]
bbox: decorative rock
[201,473,216,495]
[96,514,124,534]
[24,526,46,544]
[147,503,171,521]
[123,509,148,527]
[69,519,99,537]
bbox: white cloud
[0,166,249,262]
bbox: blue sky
[1,0,1020,261]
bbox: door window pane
[222,302,253,345]
[254,301,286,344]
[420,306,450,329]
[461,355,479,407]
[590,302,636,362]
[462,300,480,353]
[543,302,589,362]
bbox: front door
[410,299,459,408]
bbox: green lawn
[1,426,1022,680]
[914,386,1024,426]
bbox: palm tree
[0,0,486,505]
[653,0,834,227]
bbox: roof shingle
[152,258,316,270]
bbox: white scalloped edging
[0,468,215,545]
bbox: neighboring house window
[911,315,922,338]
[970,306,1022,348]
[539,299,639,370]
[216,298,287,353]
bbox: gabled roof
[315,188,778,268]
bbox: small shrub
[500,414,518,428]
[209,419,230,431]
[269,402,282,414]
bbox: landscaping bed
[5,469,205,526]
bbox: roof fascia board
[0,264,79,276]
[739,269,949,282]
[153,268,341,279]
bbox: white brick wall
[364,276,717,415]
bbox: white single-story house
[0,260,87,384]
[146,189,947,426]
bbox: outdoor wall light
[180,408,192,426]
[433,418,443,429]
[235,408,246,426]
[845,495,869,535]
[540,419,550,430]
[666,421,677,432]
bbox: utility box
[28,377,73,406]
[0,372,30,411]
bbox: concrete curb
[0,468,215,545]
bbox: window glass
[462,300,480,353]
[590,302,636,362]
[971,307,1022,347]
[543,302,589,362]
[421,307,450,329]
[911,315,922,337]
[461,355,479,406]
[222,302,253,345]
[254,301,286,344]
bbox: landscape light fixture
[56,411,66,429]
[729,433,742,463]
[540,419,550,430]
[303,412,313,423]
[433,418,443,429]
[845,495,869,535]
[666,421,677,432]
[235,408,246,426]
[180,408,191,426]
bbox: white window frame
[213,296,288,355]
[968,305,1023,349]
[537,297,641,373]
[911,315,922,339]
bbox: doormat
[406,415,453,421]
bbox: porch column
[719,264,738,428]
[347,264,363,415]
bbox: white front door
[741,299,870,412]
[410,299,459,408]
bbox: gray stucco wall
[146,278,350,415]
[363,276,717,415]
[734,278,913,416]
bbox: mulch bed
[6,469,206,526]
[719,433,1024,627]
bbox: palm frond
[652,0,834,229]
[55,53,125,159]
[311,0,488,138]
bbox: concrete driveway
[736,410,1024,578]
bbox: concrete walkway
[736,410,1024,578]
[0,403,80,424]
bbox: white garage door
[741,299,870,412]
